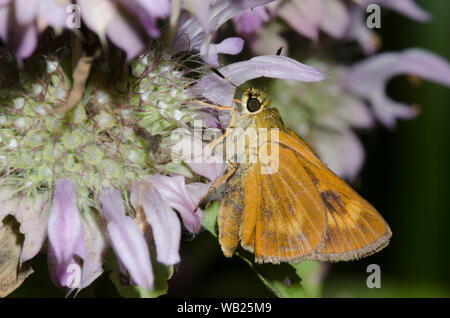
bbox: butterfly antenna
[276,47,283,56]
[210,67,244,93]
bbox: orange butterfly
[198,83,392,264]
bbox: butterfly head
[241,87,272,115]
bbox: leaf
[291,261,323,297]
[109,249,173,298]
[201,201,220,237]
[0,215,34,298]
[202,202,307,298]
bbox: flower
[0,0,68,59]
[172,0,274,65]
[77,0,171,60]
[343,49,450,128]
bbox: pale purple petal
[343,49,450,127]
[185,0,210,33]
[0,187,51,262]
[191,55,327,107]
[136,0,170,18]
[337,97,374,129]
[37,0,69,30]
[172,0,273,56]
[148,175,209,233]
[346,6,379,55]
[117,0,170,38]
[131,183,181,266]
[47,178,86,288]
[320,0,350,38]
[233,6,270,35]
[79,210,108,289]
[14,0,39,25]
[277,0,323,41]
[365,0,430,22]
[99,189,153,290]
[77,0,116,38]
[200,37,244,66]
[312,129,365,180]
[250,24,289,56]
[0,5,10,41]
[105,12,146,61]
[14,24,38,59]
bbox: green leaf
[291,261,323,297]
[202,202,307,298]
[201,201,220,237]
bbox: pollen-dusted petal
[47,178,86,288]
[131,183,181,266]
[191,55,327,107]
[99,189,153,290]
[148,175,209,233]
[343,49,450,127]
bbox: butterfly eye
[247,98,261,112]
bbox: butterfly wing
[219,145,327,263]
[278,130,392,261]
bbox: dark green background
[9,0,449,297]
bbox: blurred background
[8,0,449,298]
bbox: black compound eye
[247,98,261,112]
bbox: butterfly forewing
[278,130,392,261]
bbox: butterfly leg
[194,162,238,211]
[182,100,238,161]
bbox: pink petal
[0,5,9,41]
[233,6,270,35]
[105,12,145,61]
[131,182,181,266]
[312,128,365,180]
[14,0,39,25]
[343,49,450,127]
[148,175,209,233]
[0,187,51,262]
[200,37,244,66]
[99,189,153,290]
[191,55,326,107]
[15,23,38,59]
[277,0,323,41]
[365,0,430,22]
[185,0,210,33]
[346,6,379,55]
[320,0,350,38]
[47,178,86,288]
[173,0,274,57]
[37,0,69,30]
[79,210,108,289]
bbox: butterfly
[198,75,392,264]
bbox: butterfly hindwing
[239,148,327,263]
